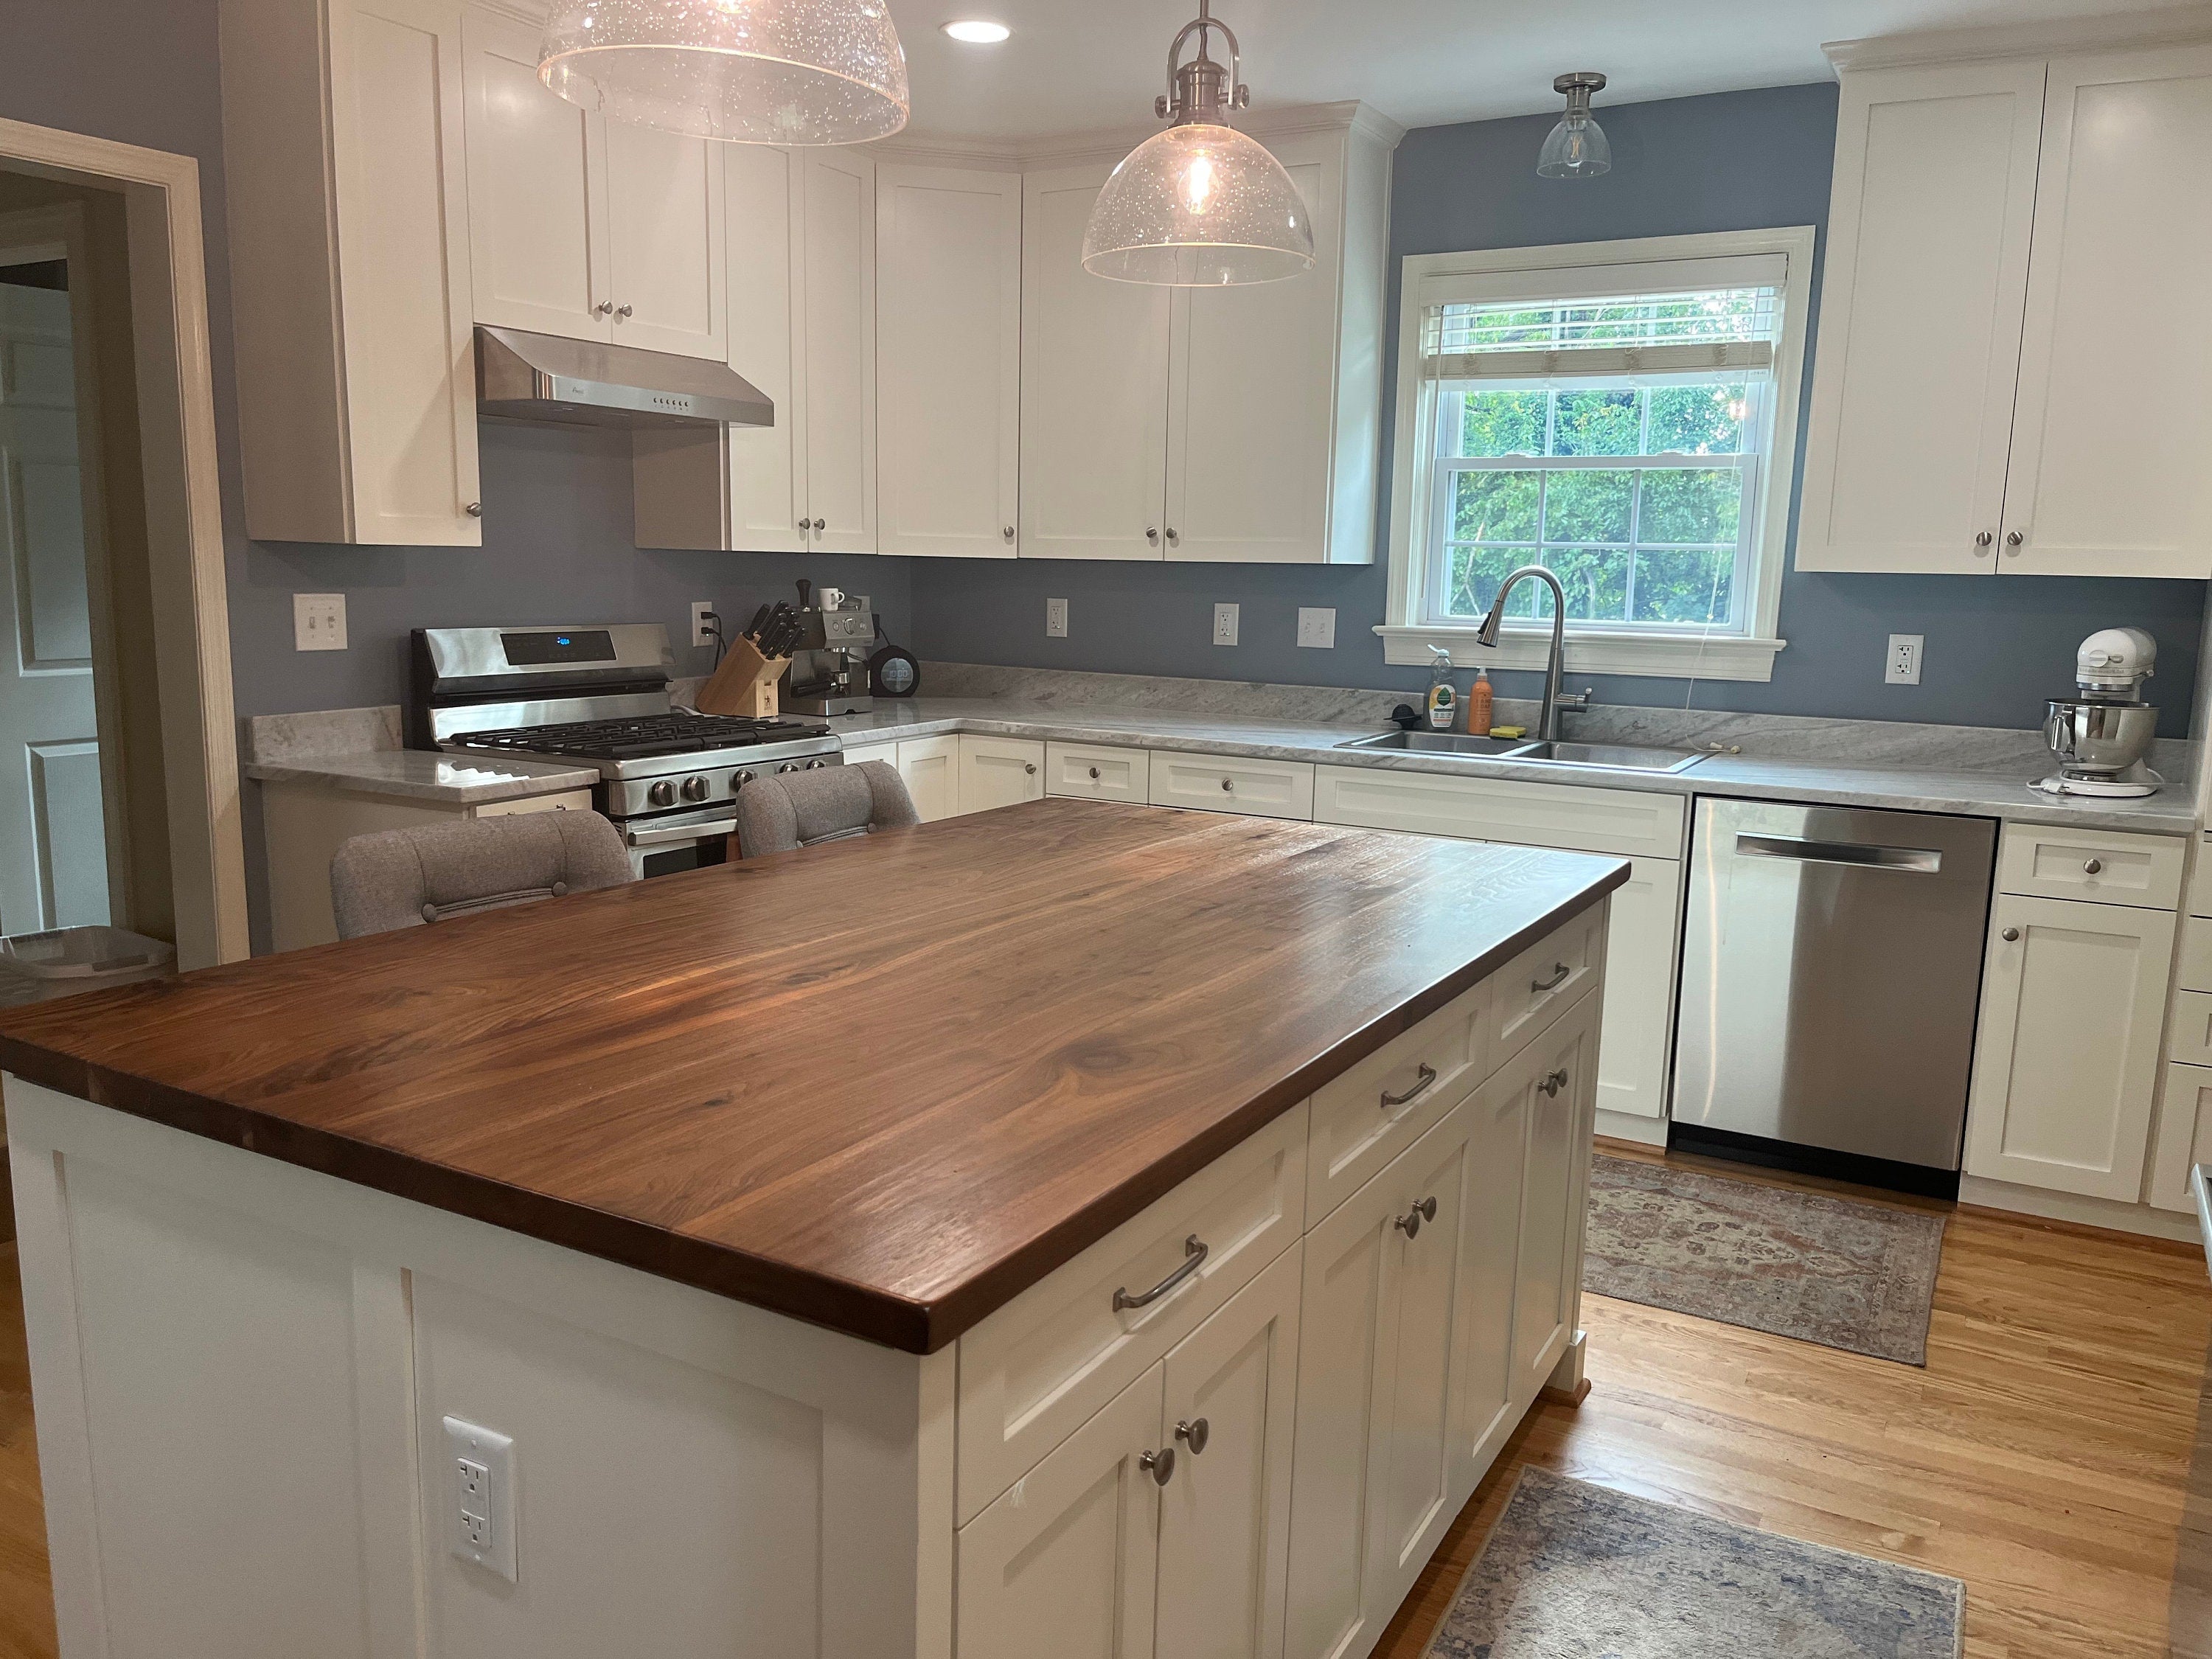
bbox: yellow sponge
[1489,725,1527,740]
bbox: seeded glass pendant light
[1537,71,1611,179]
[1081,0,1314,286]
[539,0,910,146]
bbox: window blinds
[1421,284,1782,383]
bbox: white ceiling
[893,0,2201,139]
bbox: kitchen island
[0,801,1623,1659]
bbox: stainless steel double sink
[1336,728,1706,774]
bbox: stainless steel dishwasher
[1672,797,1997,1192]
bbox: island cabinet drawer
[1046,741,1150,803]
[1149,752,1315,820]
[1489,902,1606,1062]
[2171,993,2212,1066]
[1997,824,2184,911]
[955,1102,1309,1525]
[1307,976,1490,1223]
[2180,919,2212,995]
[1314,765,1685,860]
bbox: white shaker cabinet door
[1964,893,2174,1200]
[956,1360,1166,1659]
[460,5,607,342]
[1450,1056,1528,1495]
[1509,1001,1597,1408]
[799,148,877,554]
[1163,135,1338,565]
[1793,60,2045,574]
[1020,165,1172,561]
[1594,857,1680,1121]
[876,164,1022,558]
[1998,46,2212,578]
[1153,1245,1303,1659]
[896,735,959,823]
[718,143,807,553]
[600,119,725,361]
[956,736,1044,815]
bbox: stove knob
[777,762,801,773]
[647,779,677,807]
[730,769,754,793]
[681,776,710,802]
[804,758,829,770]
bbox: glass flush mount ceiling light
[539,0,910,146]
[1081,0,1315,287]
[1537,71,1611,179]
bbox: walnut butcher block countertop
[0,801,1627,1352]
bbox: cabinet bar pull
[1175,1417,1209,1455]
[1113,1235,1207,1312]
[1380,1063,1437,1110]
[1396,1195,1438,1239]
[1139,1446,1176,1486]
[1539,1067,1569,1097]
[1532,963,1571,992]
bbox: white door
[1792,60,2045,574]
[1164,135,1337,565]
[600,119,725,361]
[460,5,607,341]
[1154,1245,1302,1659]
[1020,164,1172,561]
[1998,46,2212,578]
[956,736,1043,815]
[799,148,876,554]
[720,143,808,554]
[1964,893,2173,1200]
[1510,1005,1597,1407]
[1594,857,1680,1121]
[956,1360,1165,1659]
[875,164,1020,558]
[896,735,959,823]
[1450,1060,1528,1494]
[0,277,108,932]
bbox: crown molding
[1825,6,2212,72]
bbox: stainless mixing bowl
[2043,698,2158,776]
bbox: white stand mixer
[2034,627,2163,798]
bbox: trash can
[0,925,176,1007]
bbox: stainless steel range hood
[475,325,773,431]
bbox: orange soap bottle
[1465,667,1494,735]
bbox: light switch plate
[1213,603,1239,647]
[444,1416,517,1582]
[691,601,717,647]
[1046,597,1068,638]
[293,593,347,652]
[1297,608,1336,649]
[1885,633,1924,686]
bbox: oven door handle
[625,816,738,849]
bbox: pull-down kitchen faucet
[1475,564,1585,742]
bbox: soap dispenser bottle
[1466,667,1494,736]
[1425,647,1457,731]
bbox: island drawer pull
[1395,1195,1438,1239]
[1380,1063,1437,1110]
[1531,963,1571,992]
[1175,1417,1209,1455]
[1139,1446,1176,1486]
[1539,1068,1568,1098]
[1113,1234,1207,1312]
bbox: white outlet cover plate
[293,593,347,652]
[1046,597,1068,639]
[1297,608,1336,649]
[445,1416,517,1582]
[1214,602,1239,647]
[1885,633,1924,686]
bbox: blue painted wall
[908,84,2207,734]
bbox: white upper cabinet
[1800,40,2212,578]
[1020,163,1175,562]
[801,148,878,554]
[600,119,726,360]
[877,164,1022,558]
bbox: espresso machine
[779,581,875,717]
[2035,626,2162,798]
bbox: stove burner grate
[453,712,829,761]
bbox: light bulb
[1182,153,1216,215]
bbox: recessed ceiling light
[942,19,1011,44]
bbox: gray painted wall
[909,83,2208,734]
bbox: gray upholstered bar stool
[330,811,635,940]
[731,759,919,858]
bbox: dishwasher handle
[1733,832,1943,874]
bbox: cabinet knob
[813,518,827,532]
[1146,526,1160,544]
[2083,858,2103,874]
[1138,1446,1176,1486]
[2001,926,2020,942]
[1975,530,1993,549]
[594,301,614,316]
[1220,777,1234,792]
[2006,529,2025,549]
[1539,1067,1568,1098]
[1002,525,1015,540]
[615,304,633,319]
[1174,1417,1209,1455]
[1023,762,1037,774]
[465,501,483,518]
[1166,527,1180,546]
[1395,1194,1439,1239]
[799,518,811,531]
[1088,766,1101,780]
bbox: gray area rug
[1582,1155,1946,1366]
[1427,1469,1964,1658]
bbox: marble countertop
[243,748,601,805]
[825,698,2202,836]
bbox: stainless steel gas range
[412,624,843,877]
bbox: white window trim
[1377,227,1817,682]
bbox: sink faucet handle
[1553,688,1593,714]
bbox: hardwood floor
[0,1147,2202,1658]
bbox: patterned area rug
[1582,1155,1946,1366]
[1427,1469,1964,1658]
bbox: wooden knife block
[695,636,788,719]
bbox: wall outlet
[1297,608,1336,649]
[1885,633,1924,686]
[691,601,718,648]
[444,1416,517,1582]
[1213,603,1239,647]
[1046,597,1068,639]
[293,593,347,652]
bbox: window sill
[1374,625,1786,682]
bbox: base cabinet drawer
[956,735,1045,815]
[1489,901,1605,1065]
[469,789,595,819]
[1150,753,1315,821]
[1046,742,1150,803]
[1997,824,2184,910]
[896,735,960,822]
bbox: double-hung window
[1382,230,1815,681]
